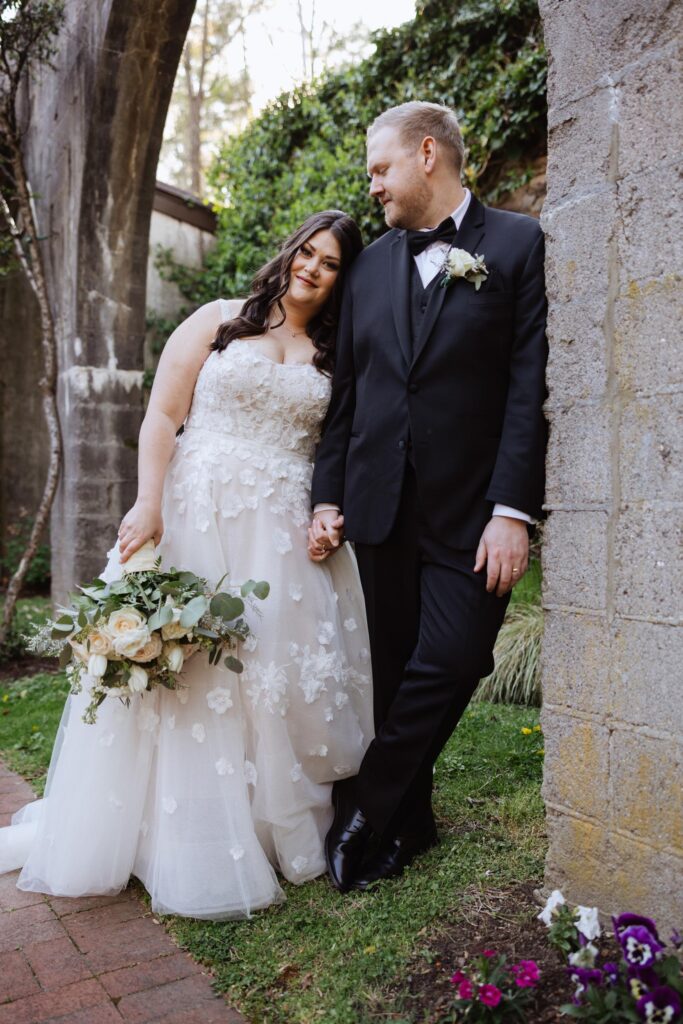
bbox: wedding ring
[512,568,519,574]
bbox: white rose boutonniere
[441,247,489,291]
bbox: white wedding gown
[0,299,374,918]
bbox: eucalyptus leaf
[194,627,219,639]
[252,580,270,601]
[179,595,209,628]
[210,593,244,621]
[59,645,72,668]
[224,655,244,674]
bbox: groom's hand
[308,509,345,562]
[474,517,529,597]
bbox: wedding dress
[0,299,374,919]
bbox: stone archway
[14,0,196,598]
[539,0,682,934]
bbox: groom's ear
[420,136,437,173]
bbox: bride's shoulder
[217,297,246,321]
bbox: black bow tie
[406,217,457,256]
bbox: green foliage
[161,0,546,308]
[1,512,51,590]
[0,671,68,791]
[475,558,543,707]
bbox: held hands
[118,499,164,563]
[307,509,345,563]
[474,516,529,597]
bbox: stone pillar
[539,0,683,934]
[19,0,195,600]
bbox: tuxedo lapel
[389,232,413,367]
[410,195,487,369]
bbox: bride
[0,209,374,919]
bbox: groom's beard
[382,175,431,231]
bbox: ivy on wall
[158,0,546,305]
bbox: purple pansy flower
[620,925,665,968]
[635,985,682,1023]
[669,928,682,950]
[628,966,659,1000]
[613,913,662,944]
[569,967,603,1004]
[603,962,620,985]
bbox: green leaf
[224,655,244,674]
[59,645,72,668]
[252,581,270,601]
[179,595,209,628]
[210,593,244,621]
[194,627,219,639]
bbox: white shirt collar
[450,188,471,230]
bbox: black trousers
[353,465,510,837]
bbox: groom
[309,101,547,892]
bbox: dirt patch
[0,655,59,682]
[385,881,618,1023]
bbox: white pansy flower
[538,889,566,926]
[128,665,148,693]
[137,706,160,732]
[206,687,233,714]
[317,621,335,646]
[215,758,234,776]
[291,856,309,875]
[273,528,293,555]
[230,844,245,861]
[88,653,107,678]
[122,539,158,573]
[191,722,206,743]
[569,943,598,968]
[244,761,258,785]
[289,583,303,602]
[575,906,601,942]
[334,691,349,709]
[343,618,357,633]
[290,763,303,782]
[162,796,177,814]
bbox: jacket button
[408,383,418,393]
[398,440,406,451]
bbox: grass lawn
[0,583,546,1023]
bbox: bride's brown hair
[211,210,363,376]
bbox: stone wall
[539,0,683,933]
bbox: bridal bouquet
[29,541,269,723]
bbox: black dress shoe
[325,779,373,892]
[350,824,438,891]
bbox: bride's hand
[118,500,164,562]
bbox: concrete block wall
[538,0,683,933]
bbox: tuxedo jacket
[311,195,548,549]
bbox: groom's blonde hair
[368,102,465,174]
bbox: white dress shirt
[315,189,534,526]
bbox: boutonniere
[440,247,489,291]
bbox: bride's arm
[118,300,224,561]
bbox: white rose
[446,247,477,278]
[106,607,147,638]
[161,615,191,641]
[164,642,184,673]
[87,628,113,657]
[128,665,148,693]
[122,539,158,574]
[69,637,90,664]
[129,632,163,663]
[88,653,108,678]
[112,625,153,658]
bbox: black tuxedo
[311,195,547,837]
[311,195,547,549]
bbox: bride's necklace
[269,322,307,340]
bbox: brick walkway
[0,761,245,1024]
